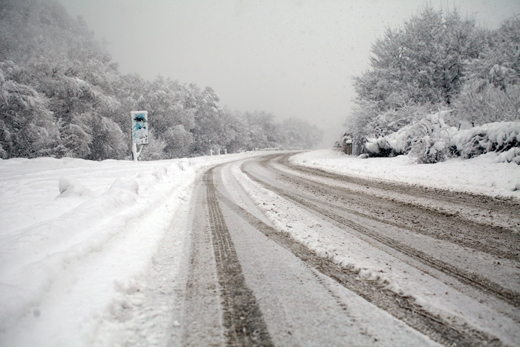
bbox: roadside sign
[131,111,148,145]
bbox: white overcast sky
[59,0,519,145]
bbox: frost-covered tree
[217,108,249,153]
[0,0,323,160]
[453,82,520,124]
[0,0,127,159]
[362,7,484,107]
[453,18,520,124]
[282,118,323,149]
[140,77,193,132]
[0,61,58,158]
[243,111,283,148]
[31,58,125,158]
[162,125,193,158]
[188,86,225,155]
[347,6,486,139]
[462,18,520,89]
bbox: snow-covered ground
[291,149,520,199]
[0,152,257,346]
[1,149,519,346]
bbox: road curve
[180,152,520,347]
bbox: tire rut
[265,155,520,261]
[242,155,520,307]
[204,170,274,347]
[183,184,224,347]
[243,164,520,309]
[215,189,502,347]
[280,153,520,217]
[302,188,520,262]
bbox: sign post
[131,111,148,162]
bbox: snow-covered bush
[364,114,520,164]
[451,121,520,159]
[365,112,453,163]
[409,135,448,164]
[496,147,520,164]
[365,138,391,157]
[366,103,435,138]
[407,113,453,164]
[139,130,167,161]
[364,125,412,157]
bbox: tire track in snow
[282,154,520,229]
[182,184,225,347]
[215,188,501,347]
[276,154,520,256]
[204,170,273,347]
[245,156,520,308]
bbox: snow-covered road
[210,154,519,346]
[1,151,519,346]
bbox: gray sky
[59,0,519,147]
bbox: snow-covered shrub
[409,136,448,164]
[364,124,413,157]
[365,137,393,157]
[364,115,520,164]
[451,121,520,159]
[496,147,520,164]
[367,103,435,138]
[407,113,454,164]
[364,112,454,163]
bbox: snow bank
[0,152,257,346]
[291,149,520,199]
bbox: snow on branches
[364,112,520,164]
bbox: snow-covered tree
[454,18,520,124]
[282,118,323,149]
[162,125,193,158]
[347,6,486,140]
[0,61,58,158]
[0,0,323,160]
[364,7,484,106]
[243,111,283,149]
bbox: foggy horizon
[59,0,520,147]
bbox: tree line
[345,6,519,151]
[0,0,323,160]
